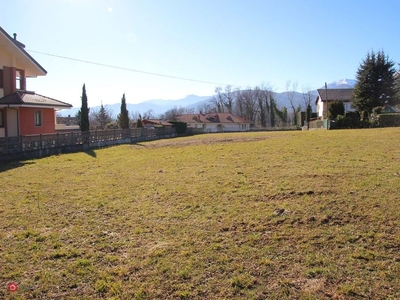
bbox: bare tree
[301,85,314,110]
[160,106,187,120]
[212,87,225,113]
[234,88,245,117]
[254,85,275,128]
[130,110,140,128]
[142,109,155,119]
[239,88,258,124]
[197,101,216,114]
[223,85,235,113]
[286,80,299,125]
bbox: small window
[34,110,42,126]
[0,110,4,127]
[16,69,25,90]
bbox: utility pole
[325,82,329,129]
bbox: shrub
[169,121,187,134]
[378,113,400,127]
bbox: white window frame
[34,110,43,127]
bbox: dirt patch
[130,133,287,149]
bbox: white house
[174,113,251,133]
[315,88,355,119]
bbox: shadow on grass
[0,160,36,173]
[84,149,97,158]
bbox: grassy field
[1,129,399,299]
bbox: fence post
[56,133,59,147]
[40,134,43,149]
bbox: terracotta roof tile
[0,91,72,108]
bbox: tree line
[76,83,312,131]
[76,50,400,131]
[77,85,136,131]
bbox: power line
[27,49,239,87]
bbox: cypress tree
[117,93,130,129]
[78,84,90,131]
[353,51,398,115]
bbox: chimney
[13,33,17,40]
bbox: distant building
[174,113,250,132]
[315,88,355,119]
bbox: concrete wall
[0,129,177,162]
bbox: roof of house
[0,91,72,109]
[316,88,354,104]
[142,119,173,126]
[0,26,47,76]
[175,113,250,124]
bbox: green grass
[1,129,399,299]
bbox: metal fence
[0,127,176,162]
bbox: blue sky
[1,0,399,108]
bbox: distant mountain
[59,94,212,117]
[142,94,210,107]
[323,78,356,89]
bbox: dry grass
[1,129,399,299]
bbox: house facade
[0,26,72,137]
[174,113,250,133]
[315,88,355,119]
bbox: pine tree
[78,84,90,131]
[353,51,398,115]
[96,102,112,130]
[117,93,130,129]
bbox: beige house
[315,88,355,119]
[174,113,250,132]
